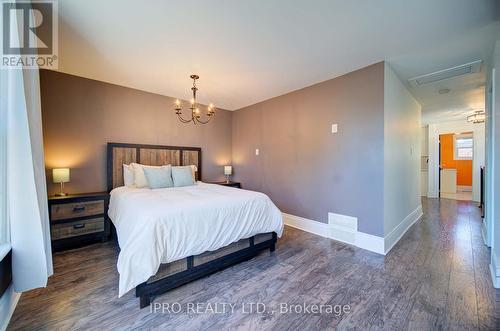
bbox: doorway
[439,132,473,200]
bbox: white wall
[421,126,429,196]
[490,40,500,288]
[421,126,429,156]
[427,120,485,202]
[0,284,20,331]
[383,64,422,236]
[484,58,494,248]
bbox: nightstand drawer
[51,200,104,220]
[51,217,105,240]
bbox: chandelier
[467,110,485,124]
[174,74,216,124]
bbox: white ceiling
[56,0,500,118]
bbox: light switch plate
[331,124,338,133]
[255,148,259,156]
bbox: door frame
[484,67,495,248]
[427,122,485,202]
[438,137,441,198]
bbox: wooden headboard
[107,142,202,191]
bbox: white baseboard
[427,190,438,199]
[283,205,423,256]
[384,205,423,254]
[439,193,456,199]
[282,213,331,240]
[356,231,385,254]
[0,285,21,331]
[283,212,385,254]
[457,185,472,192]
[481,220,491,247]
[490,251,500,288]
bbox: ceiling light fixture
[174,75,216,124]
[467,110,485,124]
[438,88,450,94]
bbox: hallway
[400,198,496,329]
[8,198,498,330]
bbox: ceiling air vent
[408,60,482,87]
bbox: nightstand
[211,181,241,188]
[48,192,110,251]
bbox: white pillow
[190,165,197,180]
[123,164,135,187]
[130,163,167,188]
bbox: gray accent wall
[40,70,233,195]
[232,63,385,236]
[41,62,421,240]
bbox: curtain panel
[0,1,53,292]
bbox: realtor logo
[1,0,58,68]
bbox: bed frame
[106,142,277,308]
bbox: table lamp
[53,168,70,196]
[224,165,232,184]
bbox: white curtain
[0,70,7,247]
[0,2,53,292]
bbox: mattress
[108,182,284,297]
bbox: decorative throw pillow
[130,163,168,188]
[172,165,198,181]
[172,166,195,187]
[123,164,135,187]
[143,165,173,189]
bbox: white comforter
[108,182,284,297]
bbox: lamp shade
[224,165,232,176]
[53,168,70,183]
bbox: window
[454,133,473,160]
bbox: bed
[106,143,284,308]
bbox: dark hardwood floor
[8,198,498,330]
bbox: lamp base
[55,182,67,197]
[225,175,230,184]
